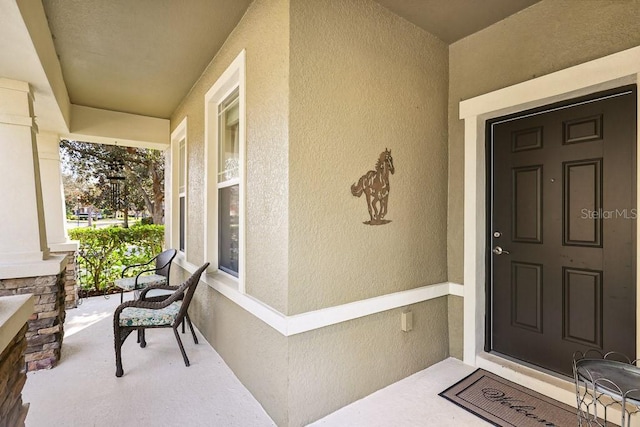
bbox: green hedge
[69,224,165,291]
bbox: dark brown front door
[490,86,637,377]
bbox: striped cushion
[119,301,182,327]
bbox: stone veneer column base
[0,272,65,371]
[54,251,78,309]
[0,324,29,427]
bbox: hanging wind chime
[107,158,126,213]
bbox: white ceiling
[1,0,540,128]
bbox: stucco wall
[170,0,289,312]
[447,295,463,359]
[169,0,290,424]
[284,2,452,425]
[189,284,289,426]
[288,297,449,426]
[169,0,458,424]
[447,0,640,284]
[288,0,449,314]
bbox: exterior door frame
[461,45,640,369]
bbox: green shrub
[69,225,165,291]
[139,216,154,225]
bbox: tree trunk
[123,185,129,228]
[151,160,164,224]
[152,190,163,224]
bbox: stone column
[0,78,67,371]
[0,295,34,427]
[37,132,79,308]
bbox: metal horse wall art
[351,149,395,225]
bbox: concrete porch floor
[23,294,488,426]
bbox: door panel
[563,159,602,246]
[512,165,543,243]
[511,261,543,333]
[490,87,637,377]
[562,267,602,348]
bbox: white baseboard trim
[177,259,464,336]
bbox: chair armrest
[121,258,155,278]
[139,284,179,300]
[134,267,163,280]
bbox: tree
[60,140,165,225]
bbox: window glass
[179,196,185,252]
[179,139,186,194]
[218,184,239,276]
[218,88,240,183]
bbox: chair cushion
[142,288,175,299]
[114,274,167,291]
[119,301,182,327]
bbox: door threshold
[476,352,577,408]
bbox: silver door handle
[493,246,510,255]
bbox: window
[205,50,245,290]
[170,118,187,257]
[217,88,240,276]
[179,137,186,253]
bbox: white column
[0,78,65,278]
[37,132,77,252]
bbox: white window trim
[204,49,246,292]
[170,118,187,259]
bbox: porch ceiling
[0,0,540,129]
[41,0,253,119]
[374,0,541,44]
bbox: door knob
[493,246,510,255]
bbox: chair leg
[114,326,133,377]
[115,328,124,377]
[139,328,147,348]
[185,314,198,344]
[173,327,190,367]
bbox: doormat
[439,369,578,427]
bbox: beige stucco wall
[284,2,452,425]
[171,0,290,313]
[288,297,449,426]
[447,295,463,359]
[288,0,449,314]
[170,0,290,424]
[171,0,454,425]
[447,0,640,284]
[189,284,289,426]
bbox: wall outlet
[401,310,412,332]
